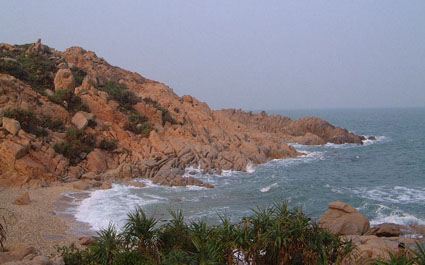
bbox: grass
[3,108,64,137]
[0,44,57,92]
[54,128,95,164]
[57,202,355,265]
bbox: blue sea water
[72,108,425,231]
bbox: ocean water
[70,108,425,231]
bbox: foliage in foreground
[59,203,355,265]
[373,242,425,265]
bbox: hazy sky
[1,1,424,110]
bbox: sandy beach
[0,183,91,256]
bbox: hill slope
[0,40,364,188]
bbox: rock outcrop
[54,68,75,92]
[319,201,370,235]
[318,202,423,264]
[0,41,367,188]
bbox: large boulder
[2,117,21,135]
[54,68,75,92]
[318,201,370,235]
[71,111,94,130]
[0,140,28,159]
[86,149,107,173]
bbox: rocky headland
[0,40,366,190]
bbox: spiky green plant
[91,223,121,265]
[188,220,220,265]
[123,207,160,262]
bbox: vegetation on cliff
[58,202,354,265]
[0,43,57,92]
[4,108,64,136]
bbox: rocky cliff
[0,40,365,188]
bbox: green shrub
[58,202,354,265]
[49,89,89,113]
[70,66,87,87]
[100,82,139,112]
[0,45,57,92]
[54,128,95,164]
[40,116,65,132]
[124,114,153,137]
[99,138,117,151]
[142,97,176,126]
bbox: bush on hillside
[124,114,153,138]
[54,128,95,164]
[0,45,57,92]
[48,89,89,113]
[3,108,65,137]
[100,82,139,112]
[70,66,87,87]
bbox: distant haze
[1,1,424,110]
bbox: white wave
[75,184,166,231]
[370,206,425,226]
[362,135,389,146]
[351,186,425,204]
[260,182,278,193]
[267,151,325,168]
[246,162,256,173]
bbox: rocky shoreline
[0,40,368,191]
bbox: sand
[0,183,91,256]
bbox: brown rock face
[86,149,107,174]
[318,201,370,235]
[54,68,75,92]
[0,42,365,188]
[14,192,30,205]
[366,223,404,237]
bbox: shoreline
[0,183,93,256]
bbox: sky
[1,1,425,110]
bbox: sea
[61,108,425,233]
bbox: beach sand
[0,183,92,256]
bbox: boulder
[0,244,36,263]
[318,201,370,235]
[54,69,75,92]
[0,140,28,159]
[72,181,90,190]
[2,117,21,135]
[366,223,404,237]
[14,192,30,205]
[182,95,193,104]
[100,182,112,189]
[71,111,93,130]
[86,149,107,173]
[79,236,95,246]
